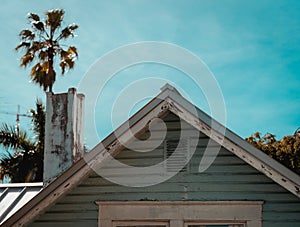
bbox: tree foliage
[15,9,78,92]
[0,100,45,183]
[246,130,300,175]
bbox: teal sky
[0,0,299,148]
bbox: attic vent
[164,138,189,172]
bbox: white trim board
[97,201,263,227]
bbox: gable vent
[164,138,189,172]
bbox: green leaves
[246,131,300,174]
[68,46,78,57]
[27,13,45,32]
[0,123,19,149]
[28,13,40,21]
[69,23,78,31]
[38,51,48,61]
[57,23,79,41]
[20,53,34,67]
[0,123,34,152]
[16,9,78,92]
[0,102,46,183]
[19,29,35,40]
[30,63,51,91]
[59,27,72,39]
[45,9,64,33]
[32,21,45,32]
[30,99,45,154]
[59,46,78,75]
[15,42,30,51]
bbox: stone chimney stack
[44,88,84,185]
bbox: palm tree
[0,100,45,183]
[15,9,78,92]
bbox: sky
[0,0,299,148]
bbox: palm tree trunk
[48,46,55,93]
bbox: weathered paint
[97,201,262,227]
[3,98,170,227]
[164,90,300,198]
[30,114,300,227]
[44,88,85,186]
[4,85,300,227]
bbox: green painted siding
[30,113,300,227]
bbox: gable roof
[3,84,300,226]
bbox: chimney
[44,88,84,185]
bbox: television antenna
[0,105,32,135]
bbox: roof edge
[0,182,43,188]
[164,93,300,198]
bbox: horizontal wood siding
[30,114,300,227]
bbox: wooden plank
[112,157,164,166]
[48,203,97,212]
[116,148,163,159]
[192,147,246,157]
[190,156,247,165]
[69,182,286,195]
[192,163,258,173]
[262,221,300,227]
[138,130,206,140]
[96,163,259,176]
[263,202,300,212]
[60,191,295,203]
[171,172,274,183]
[30,221,97,227]
[85,173,275,184]
[152,120,194,130]
[51,200,300,213]
[263,211,300,221]
[97,201,262,227]
[37,211,98,221]
[193,139,220,148]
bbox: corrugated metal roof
[0,182,43,224]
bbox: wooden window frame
[96,201,263,227]
[184,222,245,227]
[113,220,169,227]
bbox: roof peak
[160,83,181,95]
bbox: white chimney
[44,88,84,185]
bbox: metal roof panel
[0,182,43,224]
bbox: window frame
[184,222,245,227]
[96,201,263,227]
[113,220,169,227]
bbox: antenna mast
[15,105,20,135]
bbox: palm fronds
[0,100,45,183]
[16,9,78,92]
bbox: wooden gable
[3,85,300,227]
[29,113,300,227]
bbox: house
[2,85,300,227]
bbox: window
[97,201,262,227]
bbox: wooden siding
[30,113,300,227]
